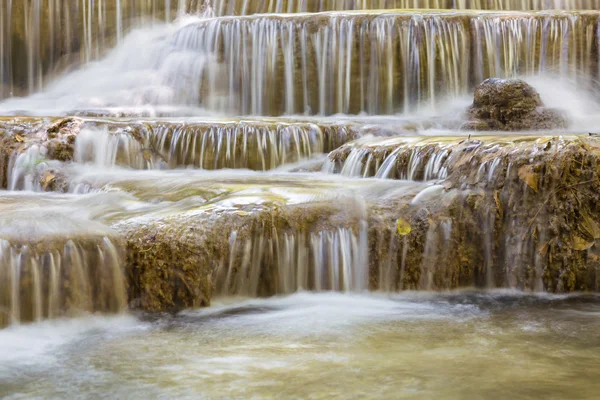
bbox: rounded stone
[465,78,568,131]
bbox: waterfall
[324,137,454,180]
[216,223,369,297]
[0,237,127,327]
[2,10,598,116]
[209,0,600,15]
[0,190,129,327]
[0,0,187,98]
[69,119,357,171]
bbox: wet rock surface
[463,78,569,131]
[3,116,600,319]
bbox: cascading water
[209,0,600,15]
[1,1,600,397]
[3,0,596,101]
[0,192,128,326]
[0,0,191,98]
[2,9,598,116]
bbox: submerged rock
[462,78,568,131]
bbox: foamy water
[1,292,599,399]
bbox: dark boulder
[462,78,568,131]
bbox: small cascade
[0,191,129,327]
[71,120,356,171]
[471,12,600,87]
[419,219,454,290]
[325,137,454,180]
[209,0,600,15]
[0,237,127,327]
[74,127,147,168]
[3,10,598,115]
[216,223,369,297]
[143,120,354,170]
[0,0,187,98]
[0,191,128,326]
[7,145,52,191]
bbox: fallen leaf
[537,238,555,257]
[538,242,550,257]
[580,211,600,239]
[571,235,595,251]
[14,134,24,143]
[518,165,539,192]
[40,173,55,190]
[396,218,412,236]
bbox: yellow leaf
[14,134,24,143]
[396,218,412,236]
[518,165,538,193]
[43,173,55,184]
[571,235,595,251]
[40,173,55,190]
[580,211,600,239]
[537,238,555,257]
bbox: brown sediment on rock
[114,191,364,312]
[0,117,360,182]
[343,134,600,292]
[209,0,599,15]
[462,78,569,131]
[0,234,127,327]
[0,117,84,188]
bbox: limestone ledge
[3,131,600,315]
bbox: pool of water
[1,291,599,399]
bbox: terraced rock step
[2,10,598,116]
[2,134,600,326]
[0,192,127,326]
[324,134,571,180]
[0,117,362,189]
[145,10,600,115]
[209,0,600,15]
[332,134,600,290]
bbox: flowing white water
[0,191,131,326]
[2,10,599,117]
[1,292,599,399]
[1,2,600,397]
[209,0,600,15]
[0,16,219,115]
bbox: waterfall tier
[2,3,600,329]
[0,192,127,327]
[3,118,600,323]
[2,10,598,116]
[1,117,359,188]
[210,0,600,15]
[0,0,185,99]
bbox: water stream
[1,1,600,398]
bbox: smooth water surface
[1,292,599,399]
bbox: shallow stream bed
[1,291,599,399]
